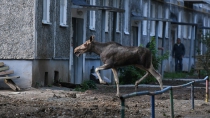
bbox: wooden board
[0,66,9,72]
[4,79,20,91]
[0,76,20,80]
[0,62,4,67]
[0,70,14,76]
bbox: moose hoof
[99,80,107,85]
[116,93,120,98]
[135,84,138,91]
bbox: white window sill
[89,27,95,31]
[124,31,129,35]
[60,24,68,28]
[42,20,52,25]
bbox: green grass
[163,72,193,79]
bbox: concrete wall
[32,60,69,87]
[0,0,35,59]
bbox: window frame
[113,0,120,32]
[89,0,96,30]
[124,0,129,35]
[60,0,68,27]
[42,0,51,24]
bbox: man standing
[172,38,185,72]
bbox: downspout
[138,0,143,46]
[100,10,106,81]
[189,25,195,72]
[147,0,151,43]
[83,11,87,83]
[69,13,73,83]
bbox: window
[183,12,187,39]
[188,13,192,39]
[158,6,163,38]
[42,0,51,24]
[178,11,182,38]
[165,8,169,38]
[113,0,120,32]
[124,0,129,34]
[143,2,147,35]
[60,0,68,27]
[104,0,109,32]
[150,4,155,36]
[89,0,96,30]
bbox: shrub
[75,80,96,92]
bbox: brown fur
[74,35,163,97]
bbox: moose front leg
[135,71,149,90]
[95,64,111,84]
[111,68,120,97]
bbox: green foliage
[149,37,169,69]
[118,37,169,84]
[118,66,144,84]
[164,72,188,79]
[75,80,97,92]
[197,32,210,76]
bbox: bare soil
[0,79,210,118]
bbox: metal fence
[120,76,209,118]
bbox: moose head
[74,35,95,57]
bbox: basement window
[60,0,68,27]
[42,0,51,25]
[44,72,48,87]
[54,71,59,84]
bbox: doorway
[71,18,84,84]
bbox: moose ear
[90,35,95,42]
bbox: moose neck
[91,41,107,55]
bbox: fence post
[151,95,155,118]
[191,83,194,109]
[170,88,174,118]
[120,98,125,118]
[206,77,209,102]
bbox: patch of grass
[75,80,97,92]
[164,72,187,79]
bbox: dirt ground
[0,79,210,118]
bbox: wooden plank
[0,76,20,80]
[0,66,9,72]
[0,62,4,67]
[0,70,14,76]
[4,79,20,91]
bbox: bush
[75,80,96,92]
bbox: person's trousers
[175,57,182,72]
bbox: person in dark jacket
[172,38,185,72]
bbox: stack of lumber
[0,62,20,91]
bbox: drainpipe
[161,22,166,77]
[189,25,195,72]
[155,21,159,52]
[147,0,151,43]
[100,9,106,81]
[111,12,117,84]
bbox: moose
[74,35,163,97]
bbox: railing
[120,76,209,118]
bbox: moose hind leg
[95,64,111,84]
[111,68,120,97]
[148,66,163,90]
[135,71,149,90]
